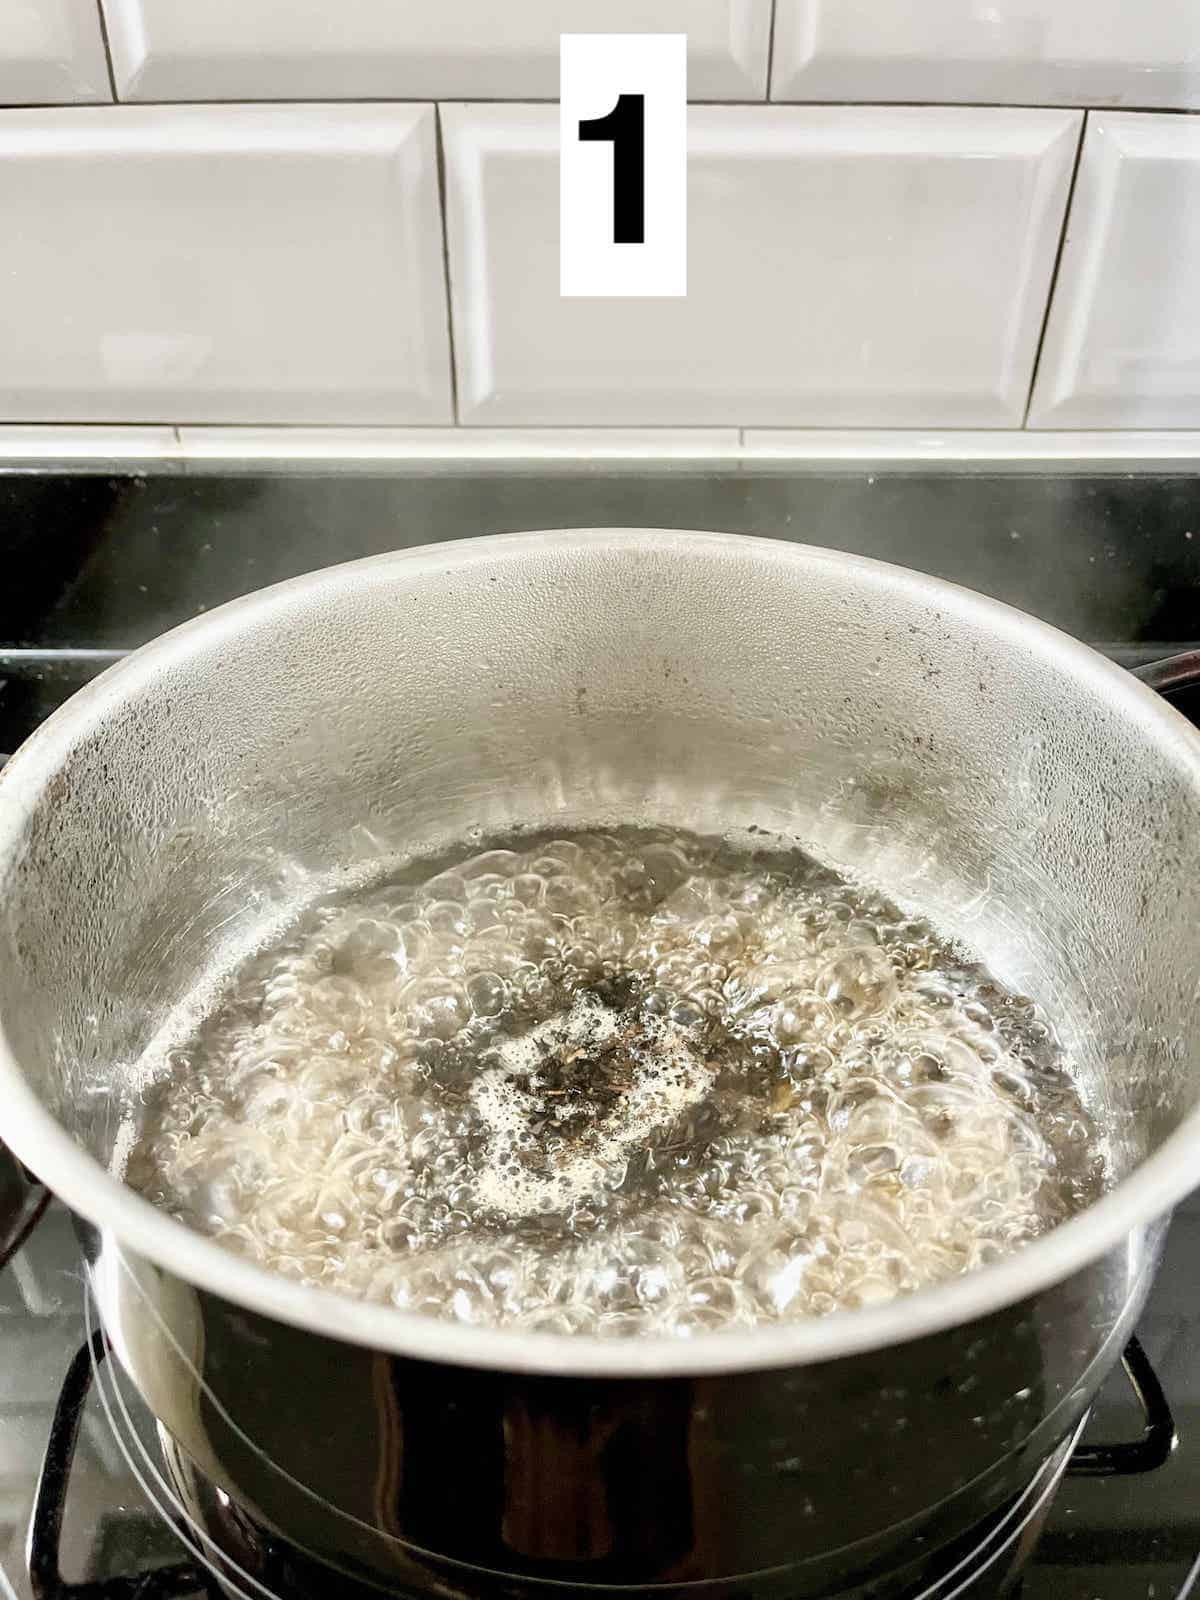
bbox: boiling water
[127,829,1107,1337]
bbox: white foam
[471,1002,714,1219]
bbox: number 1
[579,93,645,245]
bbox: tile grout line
[1022,109,1087,427]
[433,105,461,425]
[22,94,1200,113]
[93,0,119,101]
[12,422,1200,438]
[765,0,779,100]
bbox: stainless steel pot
[1,529,1199,1598]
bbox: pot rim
[1,527,1196,1377]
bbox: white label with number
[560,33,687,299]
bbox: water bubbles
[426,900,469,938]
[330,918,404,985]
[853,1277,896,1307]
[522,1304,592,1334]
[817,948,897,1019]
[783,1043,835,1082]
[899,1155,935,1189]
[773,993,835,1047]
[908,1048,947,1084]
[668,999,707,1028]
[131,826,1104,1340]
[685,1274,752,1319]
[460,850,519,881]
[637,843,691,904]
[846,1143,900,1187]
[732,1223,811,1314]
[307,976,372,1037]
[778,1187,815,1226]
[691,914,744,956]
[466,971,508,1018]
[405,978,469,1041]
[511,872,546,905]
[720,1190,775,1227]
[425,871,468,903]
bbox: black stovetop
[2,461,1199,1600]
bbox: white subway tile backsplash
[0,0,110,104]
[771,1,1200,110]
[444,104,1081,429]
[101,1,770,103]
[1029,114,1200,428]
[0,106,451,425]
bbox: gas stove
[2,458,1200,1599]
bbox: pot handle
[1133,648,1200,695]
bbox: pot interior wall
[0,533,1197,1191]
